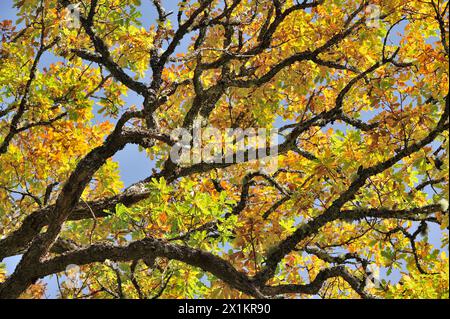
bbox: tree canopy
[0,0,448,299]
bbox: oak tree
[0,0,448,299]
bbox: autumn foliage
[0,0,449,299]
